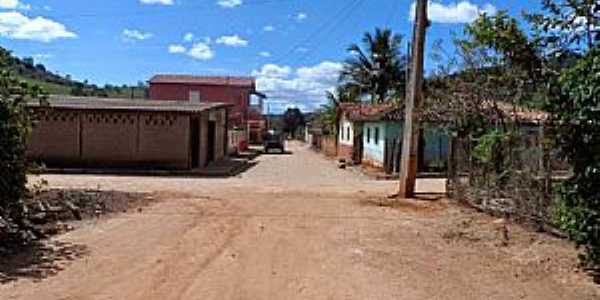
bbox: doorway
[190,118,200,168]
[207,121,216,165]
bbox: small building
[148,75,267,146]
[27,96,231,170]
[337,103,397,164]
[361,108,449,172]
[337,103,449,173]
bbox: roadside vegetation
[313,0,600,270]
[0,49,48,246]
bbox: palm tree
[340,28,407,104]
[319,86,358,135]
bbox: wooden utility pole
[398,0,428,198]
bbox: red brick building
[27,96,230,170]
[148,75,265,132]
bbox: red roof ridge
[149,74,255,87]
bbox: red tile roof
[149,75,255,87]
[339,103,399,122]
[340,101,547,124]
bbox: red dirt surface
[1,142,598,299]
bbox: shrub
[551,48,600,268]
[0,65,46,245]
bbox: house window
[374,127,380,145]
[367,127,371,144]
[189,91,201,103]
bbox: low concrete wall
[320,136,337,157]
[27,108,226,170]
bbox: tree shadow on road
[0,240,89,284]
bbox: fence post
[540,123,552,205]
[447,133,457,199]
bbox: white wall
[338,116,354,146]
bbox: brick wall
[337,143,354,162]
[81,112,138,164]
[137,113,190,169]
[27,107,232,170]
[27,109,226,170]
[28,110,80,163]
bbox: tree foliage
[340,28,407,103]
[0,50,46,245]
[283,107,305,137]
[317,86,358,136]
[527,0,599,55]
[550,48,600,268]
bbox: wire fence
[447,124,570,227]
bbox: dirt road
[1,142,598,299]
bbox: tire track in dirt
[134,198,248,300]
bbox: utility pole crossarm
[398,0,428,198]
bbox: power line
[41,0,298,20]
[270,0,361,65]
[292,0,366,66]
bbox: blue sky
[0,0,540,113]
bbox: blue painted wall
[362,121,388,166]
[362,121,449,170]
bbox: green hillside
[1,46,148,99]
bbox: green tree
[527,0,599,55]
[283,107,305,137]
[463,11,542,82]
[0,51,47,244]
[318,86,358,136]
[550,48,600,268]
[340,28,407,103]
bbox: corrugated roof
[27,96,231,113]
[149,74,255,87]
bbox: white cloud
[296,61,342,82]
[168,44,186,53]
[252,64,291,78]
[122,29,153,41]
[295,47,309,53]
[0,11,76,42]
[295,12,307,21]
[254,61,343,112]
[183,32,194,42]
[217,0,242,8]
[140,0,173,5]
[410,1,497,24]
[33,53,52,60]
[263,25,275,32]
[259,51,271,57]
[216,34,248,47]
[0,0,30,10]
[294,12,308,22]
[187,42,214,60]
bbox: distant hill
[0,47,147,99]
